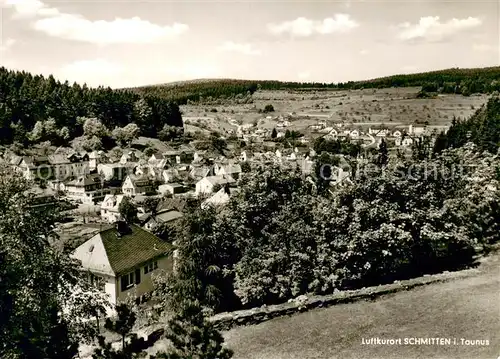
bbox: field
[223,250,500,359]
[180,88,490,136]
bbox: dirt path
[224,253,500,359]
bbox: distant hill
[126,67,500,105]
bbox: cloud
[1,0,59,18]
[0,38,16,52]
[359,49,369,55]
[472,43,497,52]
[1,0,189,44]
[267,14,359,37]
[397,16,482,42]
[218,41,261,56]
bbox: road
[224,251,500,359]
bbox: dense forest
[0,67,183,146]
[128,67,500,104]
[434,97,500,154]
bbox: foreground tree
[119,196,138,223]
[0,165,82,358]
[152,301,233,359]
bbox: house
[201,186,235,209]
[148,153,165,167]
[143,209,184,232]
[71,221,173,309]
[100,194,126,223]
[158,183,184,196]
[195,175,236,196]
[163,150,181,165]
[64,173,107,204]
[98,163,134,183]
[13,156,51,181]
[188,166,211,182]
[120,151,138,164]
[161,168,180,184]
[122,175,155,197]
[217,164,242,180]
[88,151,108,171]
[48,152,90,180]
[28,186,58,212]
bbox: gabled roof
[154,209,183,224]
[66,173,102,187]
[72,224,172,276]
[201,188,231,209]
[101,194,125,210]
[203,175,235,186]
[220,164,242,174]
[150,153,164,160]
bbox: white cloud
[298,71,310,80]
[0,38,16,52]
[268,14,359,37]
[397,16,482,42]
[1,0,189,44]
[472,43,496,52]
[1,0,59,18]
[218,41,261,56]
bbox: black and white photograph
[0,0,499,358]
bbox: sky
[0,0,498,88]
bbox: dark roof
[99,224,173,275]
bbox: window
[120,272,134,291]
[144,261,158,274]
[89,273,105,291]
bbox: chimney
[115,220,131,237]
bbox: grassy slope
[224,251,500,359]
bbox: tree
[159,125,184,142]
[271,128,277,139]
[119,196,138,223]
[112,123,140,147]
[377,138,388,167]
[83,117,109,138]
[263,104,274,113]
[240,161,251,173]
[152,301,233,359]
[153,207,237,312]
[0,165,86,358]
[105,304,136,350]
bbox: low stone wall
[80,263,482,358]
[209,267,479,331]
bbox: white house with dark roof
[122,175,155,197]
[100,194,125,223]
[71,222,173,309]
[216,164,242,180]
[64,173,107,204]
[142,209,184,232]
[195,175,236,196]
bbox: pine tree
[152,301,233,359]
[377,138,388,167]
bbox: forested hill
[0,67,182,146]
[434,96,500,154]
[127,66,500,104]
